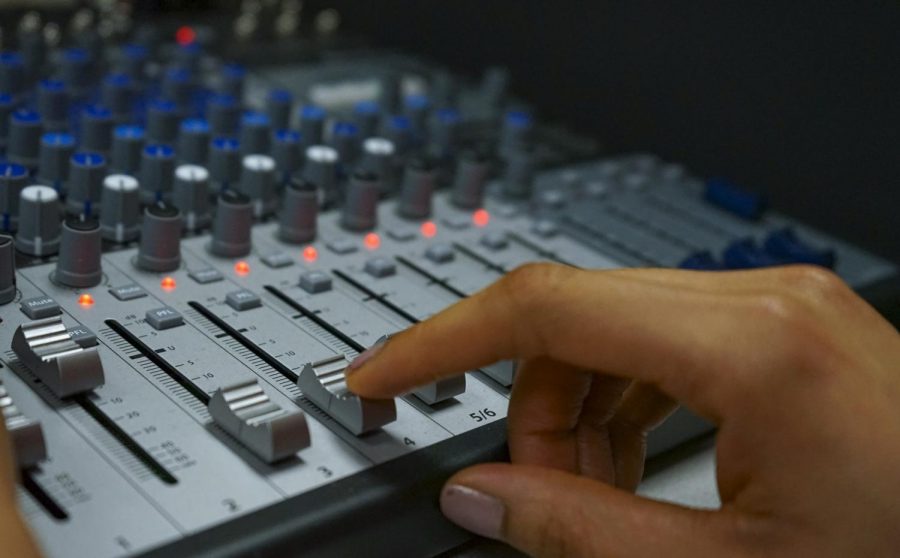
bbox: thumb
[440,463,754,558]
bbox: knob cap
[37,80,69,132]
[80,104,113,155]
[8,109,43,169]
[110,125,145,174]
[451,148,491,209]
[15,185,61,256]
[38,132,75,191]
[0,234,16,304]
[341,171,379,231]
[172,165,211,232]
[136,202,182,271]
[359,137,396,195]
[177,119,210,165]
[146,99,179,144]
[302,145,339,204]
[140,144,175,204]
[266,89,293,131]
[298,105,326,148]
[100,174,141,243]
[278,178,318,244]
[66,152,106,216]
[239,155,277,218]
[0,163,30,233]
[397,156,436,220]
[54,216,102,287]
[502,145,535,199]
[209,190,253,257]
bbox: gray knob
[266,90,293,131]
[60,48,92,98]
[8,109,42,169]
[502,145,535,199]
[15,185,61,256]
[66,152,106,216]
[38,132,76,191]
[431,108,461,160]
[341,171,379,231]
[359,138,396,195]
[136,202,182,271]
[146,99,179,144]
[302,145,339,204]
[499,110,534,158]
[117,43,148,83]
[298,105,326,148]
[220,63,246,100]
[37,80,69,132]
[0,163,30,233]
[207,94,240,137]
[172,165,211,232]
[177,119,210,165]
[54,216,102,287]
[404,94,431,139]
[0,234,15,304]
[239,155,277,218]
[80,105,113,155]
[330,122,361,167]
[354,101,380,138]
[0,95,13,151]
[111,125,145,174]
[140,144,175,204]
[209,190,253,258]
[162,67,193,116]
[0,52,25,98]
[397,156,436,220]
[101,73,133,122]
[209,137,241,191]
[272,130,302,185]
[451,148,491,209]
[100,174,141,243]
[278,178,318,244]
[240,111,272,156]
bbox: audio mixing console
[0,9,897,558]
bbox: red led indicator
[235,261,251,276]
[364,233,381,250]
[473,209,490,227]
[420,221,437,238]
[78,294,94,307]
[161,276,177,291]
[303,246,318,262]
[175,26,197,46]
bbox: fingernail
[347,335,389,373]
[440,484,505,540]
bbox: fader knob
[341,171,379,231]
[359,137,396,195]
[451,148,491,209]
[302,145,339,204]
[0,234,15,303]
[397,156,436,220]
[37,80,68,132]
[140,144,176,203]
[209,190,253,258]
[15,185,61,256]
[173,164,211,232]
[54,216,102,287]
[80,105,113,155]
[136,202,182,271]
[100,174,141,243]
[177,119,211,165]
[239,154,277,218]
[111,125,145,174]
[8,109,42,169]
[278,178,318,244]
[0,163,29,232]
[38,132,76,192]
[66,152,106,216]
[502,145,536,199]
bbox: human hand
[347,263,900,557]
[0,416,42,557]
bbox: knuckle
[497,263,571,354]
[776,264,851,304]
[500,263,564,309]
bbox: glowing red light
[78,294,94,307]
[235,261,251,276]
[175,26,197,47]
[303,246,318,262]
[420,221,437,238]
[364,233,381,250]
[161,276,177,291]
[473,209,490,227]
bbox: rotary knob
[298,105,326,148]
[0,163,30,233]
[359,137,396,195]
[341,171,379,232]
[207,94,240,137]
[502,145,536,199]
[80,104,113,155]
[100,174,141,243]
[209,190,253,258]
[240,111,272,156]
[209,137,241,191]
[140,144,176,204]
[451,147,491,209]
[101,73,133,123]
[111,125,145,175]
[37,79,68,132]
[220,63,246,100]
[397,156,436,220]
[162,67,193,116]
[0,234,16,304]
[354,100,381,138]
[54,216,102,287]
[266,89,293,131]
[15,185,61,256]
[66,152,106,216]
[302,145,339,205]
[239,155,277,218]
[136,202,182,271]
[37,132,75,193]
[146,99,180,144]
[278,178,318,244]
[177,119,210,165]
[272,130,301,185]
[0,51,25,98]
[8,109,43,169]
[172,164,211,232]
[330,122,361,167]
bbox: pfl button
[364,257,397,278]
[425,244,455,264]
[299,271,332,294]
[226,289,262,311]
[145,307,183,330]
[480,232,508,251]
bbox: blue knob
[266,89,293,131]
[382,115,413,156]
[432,107,461,159]
[207,93,240,137]
[147,99,180,144]
[8,108,43,168]
[704,178,767,221]
[354,100,381,138]
[240,111,271,155]
[162,67,193,116]
[37,80,69,131]
[220,63,246,100]
[0,93,15,150]
[0,163,28,233]
[140,144,176,203]
[272,129,302,183]
[0,52,25,98]
[404,94,431,139]
[174,43,202,73]
[500,109,534,157]
[330,121,360,165]
[38,132,76,191]
[298,104,326,147]
[177,118,210,165]
[67,151,106,216]
[111,125,145,174]
[209,136,241,190]
[101,73,134,121]
[80,104,113,154]
[61,47,93,97]
[118,43,148,82]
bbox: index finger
[345,263,799,419]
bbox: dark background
[327,1,899,264]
